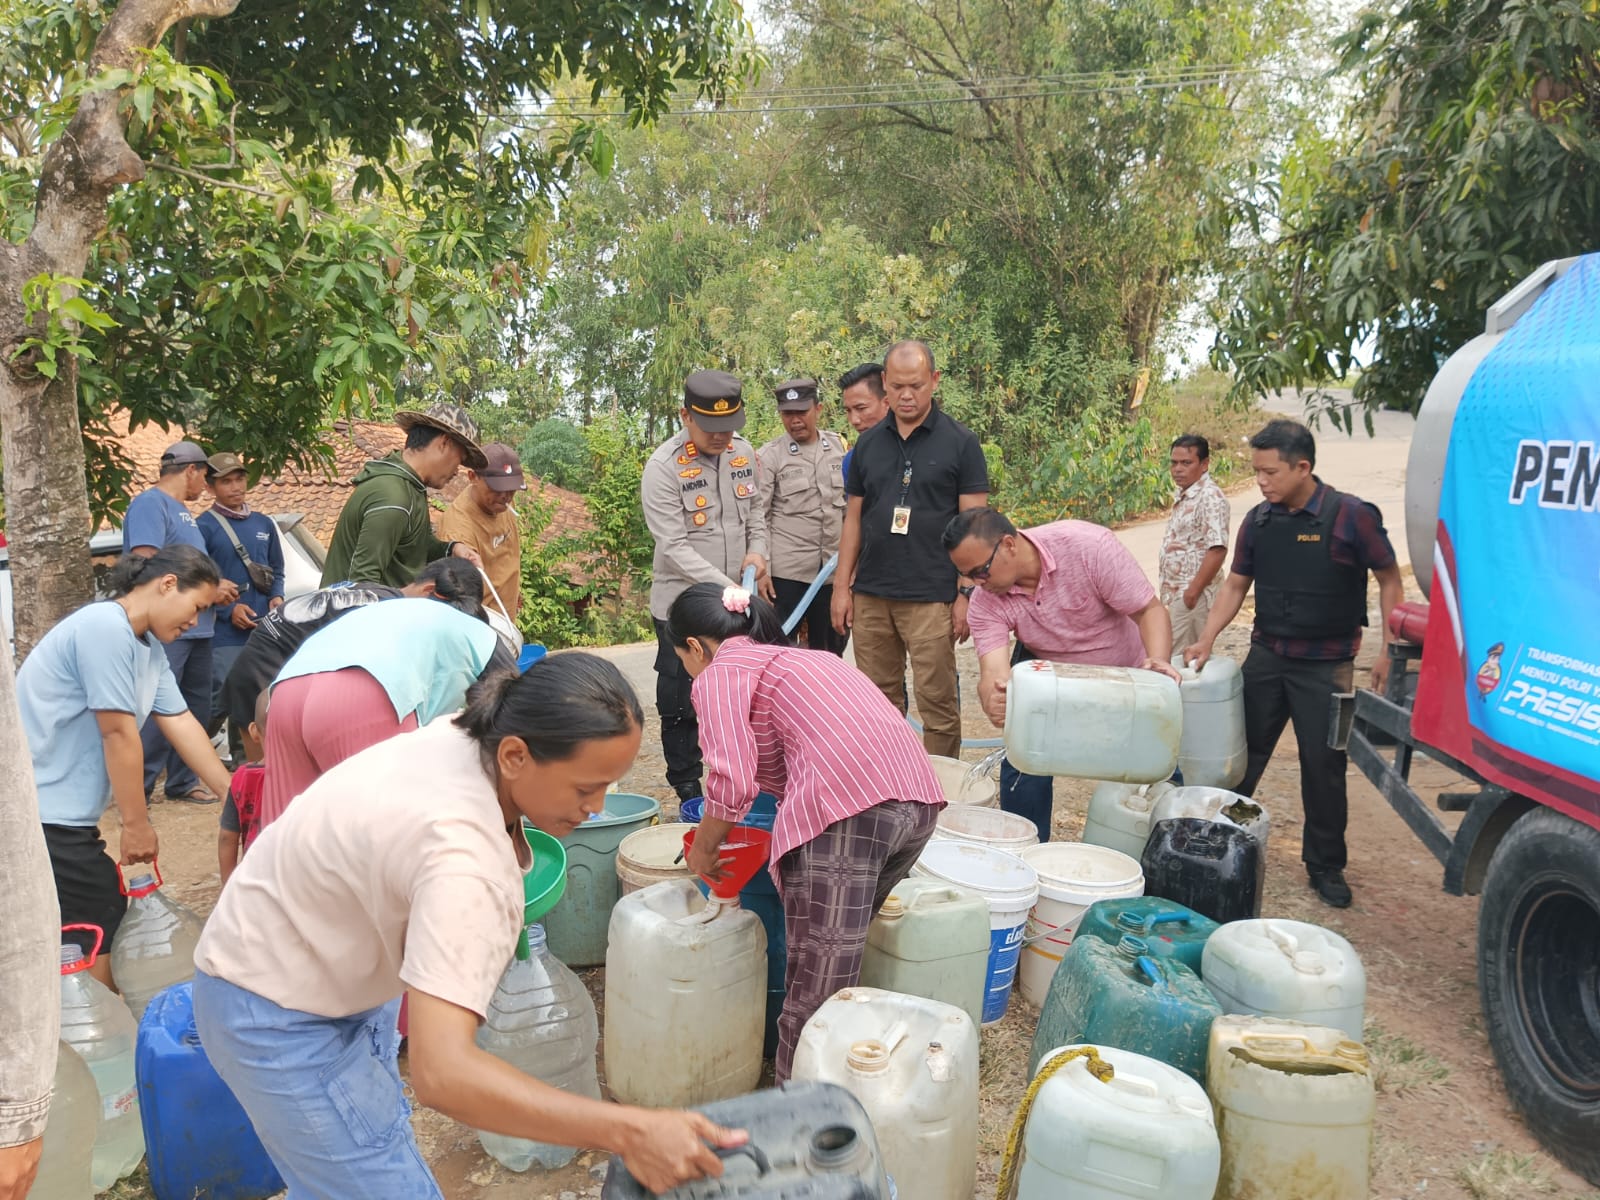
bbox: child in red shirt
[218,688,270,886]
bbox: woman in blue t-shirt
[17,545,235,987]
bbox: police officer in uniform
[641,369,770,802]
[756,378,849,655]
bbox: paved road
[593,393,1418,707]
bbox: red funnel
[683,827,772,899]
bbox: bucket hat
[394,402,488,470]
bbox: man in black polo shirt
[832,340,990,756]
[1184,419,1403,908]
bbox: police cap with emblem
[683,369,746,432]
[774,378,819,412]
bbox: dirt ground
[109,581,1598,1200]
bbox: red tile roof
[106,411,596,558]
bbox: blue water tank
[136,981,284,1200]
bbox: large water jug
[791,988,979,1200]
[1073,898,1220,977]
[1016,842,1144,1009]
[858,879,989,1028]
[1013,1045,1219,1199]
[604,879,766,1107]
[1173,655,1246,788]
[137,981,284,1200]
[543,792,659,967]
[1150,787,1271,856]
[1141,818,1261,923]
[911,841,1038,1025]
[1202,919,1367,1039]
[32,1042,98,1200]
[601,1081,893,1198]
[475,923,601,1170]
[110,865,204,1022]
[1031,934,1221,1081]
[58,930,143,1189]
[1081,781,1175,860]
[1209,1015,1375,1200]
[1003,661,1182,782]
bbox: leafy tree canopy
[1212,0,1600,422]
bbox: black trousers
[654,619,702,797]
[772,575,848,656]
[1237,644,1355,872]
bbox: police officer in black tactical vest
[1183,420,1404,909]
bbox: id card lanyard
[891,446,914,535]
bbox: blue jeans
[142,636,212,797]
[192,972,440,1199]
[1001,756,1055,843]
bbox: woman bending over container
[17,547,234,987]
[669,581,946,1082]
[192,654,746,1196]
[258,592,515,829]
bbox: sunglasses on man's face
[966,539,1003,581]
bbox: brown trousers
[851,594,961,757]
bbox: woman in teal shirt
[259,597,515,830]
[18,546,235,986]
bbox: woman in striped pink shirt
[669,582,946,1081]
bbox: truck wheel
[1478,806,1600,1184]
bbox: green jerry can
[1030,934,1221,1082]
[1072,898,1220,978]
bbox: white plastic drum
[912,842,1038,1025]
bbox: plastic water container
[137,981,284,1200]
[1150,787,1271,858]
[1081,781,1175,860]
[929,804,1039,854]
[1015,843,1144,1009]
[1015,1044,1219,1199]
[683,794,787,1058]
[1202,919,1367,1039]
[1209,1015,1375,1200]
[859,879,990,1028]
[110,865,204,1023]
[600,1080,894,1198]
[1173,655,1246,788]
[543,792,660,967]
[1073,898,1220,977]
[604,879,767,1107]
[33,1041,98,1200]
[1141,818,1262,924]
[616,823,695,895]
[1030,934,1221,1081]
[58,932,143,1189]
[1003,661,1182,782]
[475,923,601,1170]
[928,755,999,807]
[912,842,1038,1025]
[791,988,978,1200]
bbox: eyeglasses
[966,539,1003,582]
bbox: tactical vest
[1251,488,1371,640]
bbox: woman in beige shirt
[193,653,744,1196]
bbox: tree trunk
[0,0,239,658]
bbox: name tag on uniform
[891,506,912,535]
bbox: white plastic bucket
[930,805,1039,854]
[616,824,694,895]
[928,755,998,808]
[913,842,1038,1025]
[1016,843,1145,1008]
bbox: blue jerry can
[136,981,284,1200]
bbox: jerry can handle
[117,860,163,897]
[1263,921,1300,958]
[61,923,105,967]
[1124,909,1192,933]
[1134,956,1167,989]
[714,1142,770,1175]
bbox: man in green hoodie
[322,403,488,587]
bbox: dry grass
[1457,1149,1565,1199]
[1364,1022,1453,1098]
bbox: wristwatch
[958,585,975,598]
